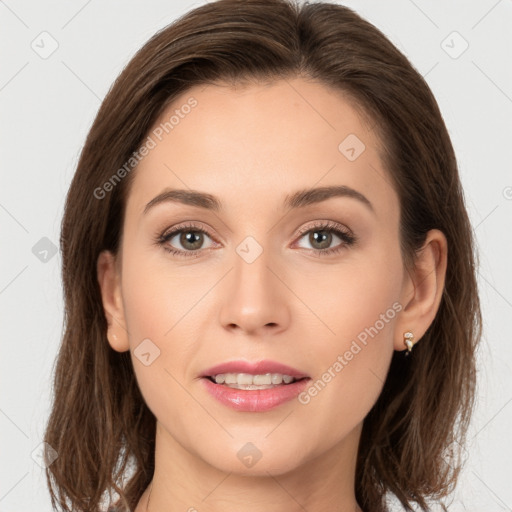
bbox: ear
[394,229,448,352]
[97,250,130,352]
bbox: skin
[97,77,447,512]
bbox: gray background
[1,0,511,510]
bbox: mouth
[199,360,311,412]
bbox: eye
[155,220,357,259]
[156,222,217,258]
[294,220,356,256]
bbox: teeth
[212,373,297,386]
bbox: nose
[219,244,290,336]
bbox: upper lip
[200,359,310,379]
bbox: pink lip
[201,377,311,412]
[199,359,310,412]
[200,359,309,379]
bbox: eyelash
[155,220,357,259]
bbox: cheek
[289,247,402,440]
[291,243,402,349]
[118,247,209,417]
[120,241,210,343]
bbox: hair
[43,0,482,510]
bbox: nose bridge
[231,218,274,280]
[219,233,289,333]
[232,235,275,303]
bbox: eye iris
[180,231,203,250]
[310,230,331,250]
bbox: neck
[136,421,364,512]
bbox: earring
[403,331,415,355]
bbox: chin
[198,436,311,476]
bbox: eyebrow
[143,185,374,215]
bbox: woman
[43,0,482,510]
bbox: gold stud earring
[403,331,415,355]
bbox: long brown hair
[43,0,482,510]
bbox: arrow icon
[237,441,263,467]
[338,134,365,161]
[32,236,58,262]
[31,31,59,59]
[440,31,468,59]
[236,236,263,263]
[134,338,161,366]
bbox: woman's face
[102,78,415,475]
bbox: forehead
[125,78,396,220]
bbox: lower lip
[201,377,311,412]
